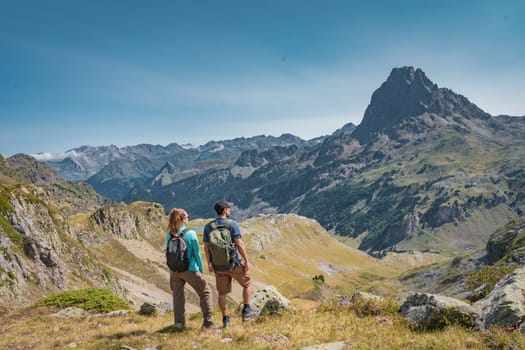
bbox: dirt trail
[110,238,247,312]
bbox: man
[203,200,259,328]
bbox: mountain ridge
[123,66,524,255]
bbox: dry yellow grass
[1,303,524,350]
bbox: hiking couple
[165,200,258,330]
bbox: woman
[166,208,216,330]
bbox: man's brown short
[214,265,251,295]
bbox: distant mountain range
[20,66,525,255]
[32,133,329,201]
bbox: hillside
[399,215,525,302]
[3,170,423,310]
[0,154,108,215]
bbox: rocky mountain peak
[352,66,489,143]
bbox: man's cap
[214,200,233,212]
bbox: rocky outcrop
[0,185,123,304]
[399,293,478,330]
[474,267,525,330]
[399,265,525,331]
[89,202,166,240]
[486,216,525,264]
[4,187,70,291]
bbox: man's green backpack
[208,220,235,269]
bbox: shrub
[318,295,399,318]
[350,297,400,318]
[416,307,476,331]
[34,288,130,313]
[465,265,515,301]
[481,326,524,350]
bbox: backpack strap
[211,219,232,229]
[168,227,190,238]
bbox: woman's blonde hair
[167,208,188,234]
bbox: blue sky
[1,0,524,156]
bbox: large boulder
[400,293,478,330]
[474,267,525,330]
[251,286,294,315]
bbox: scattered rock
[120,346,137,350]
[255,333,289,345]
[251,286,295,315]
[299,341,348,350]
[90,310,130,318]
[350,291,384,303]
[220,337,233,343]
[139,301,171,316]
[51,307,88,318]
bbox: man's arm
[203,242,214,273]
[202,224,214,273]
[234,237,250,271]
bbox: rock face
[89,202,166,240]
[399,293,478,330]
[474,267,525,330]
[250,286,294,315]
[0,185,123,304]
[486,216,525,264]
[352,66,489,144]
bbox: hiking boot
[222,315,231,328]
[159,323,185,333]
[173,322,186,332]
[201,322,219,330]
[242,307,259,322]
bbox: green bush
[417,307,476,331]
[465,265,515,302]
[34,288,130,313]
